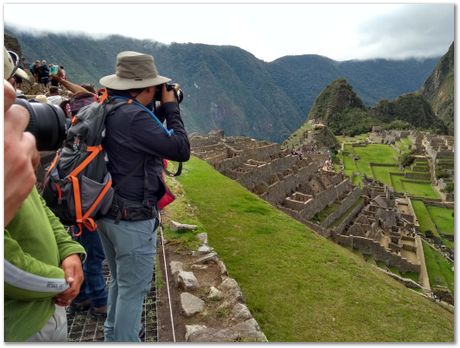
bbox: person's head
[80,84,96,94]
[41,60,47,65]
[49,86,59,95]
[99,51,170,106]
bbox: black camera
[15,97,67,151]
[155,82,184,104]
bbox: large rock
[169,261,184,276]
[231,303,252,321]
[176,271,199,291]
[180,292,205,317]
[185,325,207,341]
[198,245,214,254]
[194,251,218,264]
[218,277,243,303]
[186,318,268,342]
[207,286,224,301]
[196,233,208,245]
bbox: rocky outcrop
[169,231,268,342]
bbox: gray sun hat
[99,51,170,90]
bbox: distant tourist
[47,86,64,105]
[40,60,50,91]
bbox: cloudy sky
[3,1,455,62]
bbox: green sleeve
[39,195,86,262]
[4,229,66,300]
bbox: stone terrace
[191,130,360,239]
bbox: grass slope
[175,156,453,342]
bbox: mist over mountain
[6,27,440,142]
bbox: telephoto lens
[15,98,67,151]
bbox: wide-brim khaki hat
[4,47,29,80]
[100,51,170,90]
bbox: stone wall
[335,235,420,273]
[237,155,306,190]
[260,163,321,204]
[332,199,366,234]
[320,187,362,228]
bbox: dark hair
[107,87,147,98]
[80,84,96,94]
[49,86,59,95]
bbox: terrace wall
[335,235,420,273]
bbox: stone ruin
[190,130,361,240]
[190,130,428,285]
[369,128,411,145]
[336,177,425,276]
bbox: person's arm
[4,80,40,225]
[52,68,92,95]
[4,229,69,300]
[129,85,190,161]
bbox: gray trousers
[26,305,67,342]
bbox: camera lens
[15,98,67,151]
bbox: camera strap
[110,96,174,136]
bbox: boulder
[176,271,199,290]
[185,325,207,342]
[194,252,218,264]
[231,303,252,321]
[180,292,205,317]
[186,318,267,342]
[218,277,243,302]
[208,286,224,301]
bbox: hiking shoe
[68,299,91,313]
[89,305,107,320]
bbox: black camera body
[15,97,67,152]
[155,82,184,104]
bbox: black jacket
[103,93,190,203]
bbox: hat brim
[15,68,29,80]
[99,74,170,90]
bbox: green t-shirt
[4,187,85,341]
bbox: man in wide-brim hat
[96,51,190,342]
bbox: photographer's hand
[4,80,40,226]
[160,83,180,104]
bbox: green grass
[422,241,454,294]
[411,200,438,235]
[312,202,341,223]
[372,166,402,186]
[395,137,413,154]
[174,156,453,342]
[427,206,454,236]
[401,181,440,199]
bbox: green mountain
[5,27,441,142]
[371,93,447,133]
[171,156,454,341]
[421,42,454,135]
[289,76,448,138]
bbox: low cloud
[355,4,454,59]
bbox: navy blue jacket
[103,93,190,204]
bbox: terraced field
[340,142,440,199]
